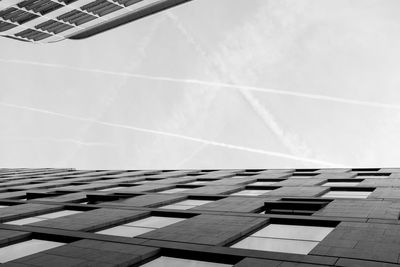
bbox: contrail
[0,101,341,167]
[0,57,399,110]
[0,135,116,147]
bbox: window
[160,188,191,194]
[160,199,213,210]
[322,182,360,187]
[186,181,214,185]
[140,256,231,267]
[5,210,82,225]
[321,190,372,199]
[263,199,331,216]
[231,189,270,196]
[98,186,126,191]
[96,216,185,237]
[0,239,64,263]
[231,224,334,255]
[249,181,277,186]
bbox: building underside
[0,0,192,43]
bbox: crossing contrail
[0,101,341,167]
[0,58,399,110]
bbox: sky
[1,0,400,170]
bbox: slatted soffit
[0,0,192,43]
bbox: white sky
[1,0,400,170]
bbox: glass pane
[322,191,371,198]
[0,239,64,263]
[37,210,82,219]
[177,200,213,206]
[96,225,153,237]
[125,216,185,228]
[159,204,193,210]
[140,256,232,267]
[0,205,8,208]
[161,188,191,194]
[252,224,334,241]
[249,182,276,186]
[5,217,47,225]
[98,186,126,191]
[322,182,359,187]
[186,181,208,185]
[231,190,270,196]
[231,236,318,255]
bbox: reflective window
[322,182,360,187]
[0,239,64,263]
[96,216,185,237]
[140,256,232,267]
[249,181,276,186]
[98,186,126,191]
[0,205,8,208]
[231,223,334,255]
[321,191,371,199]
[160,199,213,210]
[231,190,270,196]
[5,210,82,225]
[186,181,209,185]
[160,188,191,194]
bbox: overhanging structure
[0,0,192,43]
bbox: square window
[231,190,270,196]
[322,191,371,199]
[5,217,47,225]
[125,216,185,228]
[159,199,213,210]
[322,182,360,187]
[140,256,232,267]
[96,225,153,237]
[249,181,276,186]
[231,236,318,255]
[160,188,191,194]
[230,223,334,255]
[0,239,64,263]
[98,186,126,191]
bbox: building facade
[0,167,398,266]
[0,0,191,43]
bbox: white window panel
[159,204,193,210]
[125,216,185,229]
[252,224,334,241]
[96,225,153,237]
[322,182,360,187]
[177,200,213,206]
[98,187,126,192]
[322,191,371,199]
[37,210,82,219]
[249,182,276,186]
[140,256,232,267]
[231,190,270,196]
[0,239,64,263]
[5,217,47,225]
[231,236,318,255]
[161,188,191,194]
[186,181,208,185]
[0,205,8,208]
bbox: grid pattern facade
[0,167,398,266]
[0,0,191,43]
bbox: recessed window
[5,210,82,225]
[160,199,213,210]
[96,216,185,237]
[98,186,126,191]
[249,181,277,186]
[0,239,64,263]
[140,256,232,267]
[231,224,334,255]
[160,188,191,194]
[322,182,360,187]
[321,190,372,199]
[231,189,270,196]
